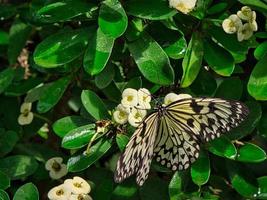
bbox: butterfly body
[114,97,249,186]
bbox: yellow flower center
[74,182,83,188]
[119,111,126,119]
[56,189,64,196]
[78,194,84,200]
[52,161,61,172]
[127,96,133,102]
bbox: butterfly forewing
[114,112,160,186]
[115,97,249,186]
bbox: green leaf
[169,172,183,200]
[258,113,267,137]
[236,143,266,163]
[0,190,9,200]
[0,30,9,45]
[215,77,243,100]
[112,179,138,200]
[37,76,71,113]
[257,176,267,199]
[164,36,187,60]
[25,83,53,103]
[83,28,114,75]
[208,136,237,159]
[95,64,115,89]
[228,101,262,140]
[140,176,169,200]
[13,183,39,200]
[180,32,204,88]
[0,129,19,157]
[7,19,32,65]
[126,0,176,20]
[62,124,96,149]
[0,68,15,94]
[0,4,16,20]
[99,0,128,38]
[0,171,10,190]
[207,2,228,15]
[0,155,38,180]
[53,116,89,137]
[81,90,110,120]
[35,0,96,23]
[248,53,267,100]
[254,41,267,60]
[116,134,129,151]
[191,151,210,186]
[128,32,174,85]
[34,28,90,68]
[67,137,112,172]
[238,0,267,13]
[204,39,234,76]
[102,81,121,102]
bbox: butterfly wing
[114,112,159,186]
[154,98,249,169]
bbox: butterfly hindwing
[114,112,159,186]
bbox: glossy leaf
[7,19,32,65]
[126,0,176,20]
[99,0,128,38]
[34,28,90,68]
[83,28,114,75]
[257,176,267,199]
[0,171,10,190]
[112,179,138,200]
[0,68,15,94]
[35,0,96,23]
[0,155,38,180]
[81,90,110,120]
[180,32,204,88]
[204,39,234,76]
[62,124,96,149]
[53,116,89,137]
[0,129,19,157]
[215,77,243,100]
[169,172,183,200]
[254,41,267,60]
[37,76,71,113]
[67,137,112,172]
[128,32,174,85]
[248,53,267,100]
[191,151,210,186]
[95,64,115,89]
[13,183,39,200]
[236,143,266,163]
[0,30,9,45]
[116,134,129,151]
[0,190,9,200]
[208,136,237,159]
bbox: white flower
[18,102,34,125]
[45,157,68,180]
[48,184,71,200]
[113,104,129,124]
[64,176,91,195]
[69,194,93,200]
[128,108,147,127]
[39,123,49,133]
[237,6,254,21]
[164,93,192,106]
[121,88,138,108]
[249,20,258,31]
[237,23,254,41]
[137,88,151,110]
[169,0,197,14]
[222,14,242,34]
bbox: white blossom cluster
[48,176,92,200]
[113,88,193,127]
[113,88,151,127]
[169,0,197,14]
[222,6,257,42]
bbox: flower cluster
[17,102,34,125]
[45,157,68,180]
[48,176,92,200]
[222,6,257,42]
[113,88,151,127]
[169,0,197,14]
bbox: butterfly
[114,97,249,186]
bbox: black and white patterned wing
[153,98,249,169]
[114,112,159,186]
